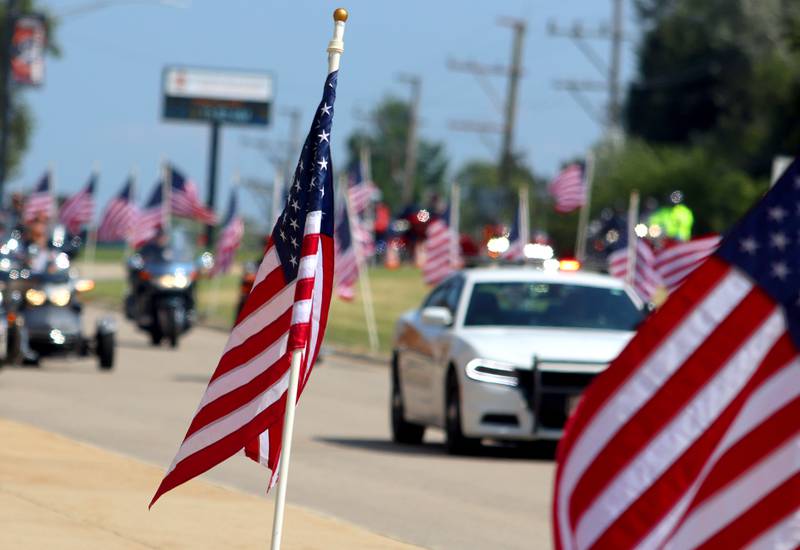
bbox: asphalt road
[0,306,555,550]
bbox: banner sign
[162,66,272,126]
[11,15,46,86]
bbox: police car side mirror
[421,306,452,327]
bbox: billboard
[11,15,46,86]
[162,66,272,126]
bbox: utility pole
[447,17,527,189]
[497,17,525,190]
[282,107,301,182]
[0,0,17,200]
[398,74,420,205]
[548,0,626,134]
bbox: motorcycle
[2,251,114,369]
[126,230,208,348]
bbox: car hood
[458,327,635,368]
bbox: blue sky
[18,0,639,220]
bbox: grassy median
[85,265,428,356]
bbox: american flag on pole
[211,190,244,276]
[59,174,96,234]
[130,182,164,248]
[503,187,529,261]
[423,205,459,286]
[607,238,662,302]
[150,69,339,506]
[23,172,53,223]
[348,161,377,214]
[347,162,376,257]
[655,235,721,294]
[549,164,586,214]
[97,177,137,242]
[554,159,800,550]
[334,194,358,300]
[168,165,218,225]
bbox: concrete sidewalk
[0,419,419,549]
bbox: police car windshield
[464,282,643,331]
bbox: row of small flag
[21,164,244,275]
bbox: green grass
[85,266,428,356]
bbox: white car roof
[458,266,627,290]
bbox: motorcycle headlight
[47,286,72,307]
[157,273,190,289]
[465,358,520,387]
[25,288,46,306]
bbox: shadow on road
[173,374,211,384]
[315,436,557,461]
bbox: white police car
[390,263,644,453]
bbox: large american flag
[607,238,662,302]
[334,194,358,300]
[23,172,53,223]
[211,190,244,276]
[168,165,218,225]
[554,159,800,550]
[130,182,164,248]
[423,206,459,286]
[97,177,137,242]
[549,164,586,214]
[59,174,96,234]
[151,70,338,506]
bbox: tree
[346,97,448,209]
[626,0,800,177]
[0,1,58,180]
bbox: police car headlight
[157,273,189,289]
[25,288,46,306]
[465,358,520,387]
[47,286,72,307]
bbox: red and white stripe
[608,239,662,302]
[97,198,137,243]
[655,235,721,293]
[549,164,586,214]
[23,189,53,223]
[554,256,800,550]
[212,216,244,276]
[150,207,333,505]
[334,239,358,300]
[59,184,95,234]
[172,179,217,225]
[348,180,376,214]
[129,207,163,248]
[423,217,459,286]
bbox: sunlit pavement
[0,306,555,549]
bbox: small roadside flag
[151,61,340,507]
[211,189,244,276]
[59,173,96,234]
[549,163,586,214]
[23,172,53,223]
[97,177,137,243]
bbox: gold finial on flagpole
[333,8,348,22]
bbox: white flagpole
[625,190,640,287]
[84,164,99,271]
[124,167,137,256]
[359,144,375,266]
[519,184,529,261]
[449,181,461,269]
[162,158,172,234]
[574,150,595,262]
[270,9,347,550]
[271,169,284,226]
[343,174,379,353]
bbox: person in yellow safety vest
[648,194,694,241]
